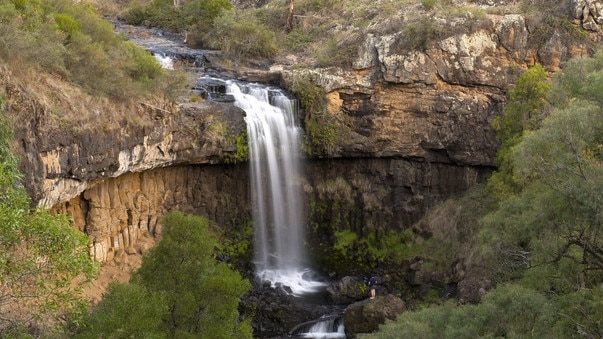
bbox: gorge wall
[4,1,603,264]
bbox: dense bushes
[0,0,176,100]
[74,212,252,338]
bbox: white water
[301,321,346,339]
[226,80,327,296]
[154,53,174,69]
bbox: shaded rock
[325,276,367,304]
[240,282,333,338]
[343,294,405,338]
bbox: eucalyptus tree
[76,212,252,338]
[481,53,603,291]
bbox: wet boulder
[325,276,368,304]
[343,294,405,338]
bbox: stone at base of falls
[343,294,405,338]
[325,276,367,304]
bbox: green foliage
[0,0,179,100]
[421,0,437,10]
[211,10,278,60]
[402,16,442,51]
[288,76,342,156]
[493,64,551,143]
[550,51,603,107]
[303,113,339,156]
[481,54,603,291]
[225,130,249,164]
[0,119,97,335]
[75,283,168,338]
[220,218,253,271]
[488,64,551,197]
[138,212,252,338]
[77,211,252,338]
[290,76,326,116]
[123,41,164,83]
[54,13,81,37]
[327,228,416,272]
[364,284,558,339]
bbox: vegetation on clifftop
[0,0,182,100]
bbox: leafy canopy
[75,211,253,339]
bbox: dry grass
[0,65,175,138]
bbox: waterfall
[301,318,345,339]
[226,80,326,296]
[290,314,346,339]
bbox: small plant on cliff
[288,76,340,156]
[325,228,417,273]
[225,130,249,164]
[421,0,436,10]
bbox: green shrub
[211,10,278,59]
[123,41,163,83]
[365,284,558,338]
[54,13,81,37]
[403,16,442,51]
[74,283,168,338]
[421,0,437,10]
[76,212,252,338]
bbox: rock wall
[52,165,250,262]
[279,13,595,166]
[305,158,491,234]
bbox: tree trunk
[286,0,295,33]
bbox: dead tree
[286,0,295,33]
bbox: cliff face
[4,1,602,263]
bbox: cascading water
[122,22,345,337]
[224,80,326,296]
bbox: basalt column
[51,164,250,262]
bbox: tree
[75,282,168,338]
[0,118,96,335]
[77,212,252,338]
[481,54,603,290]
[286,0,295,33]
[489,64,551,197]
[134,211,252,338]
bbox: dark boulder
[325,276,367,304]
[343,294,405,338]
